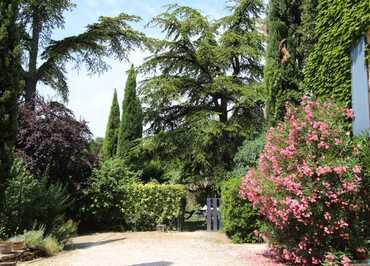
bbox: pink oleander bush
[240,97,368,265]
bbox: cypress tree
[264,0,317,123]
[117,65,143,157]
[0,0,22,194]
[101,89,120,159]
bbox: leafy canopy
[18,0,145,101]
[16,96,94,195]
[139,3,264,189]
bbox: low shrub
[241,97,368,265]
[81,158,139,230]
[22,228,63,257]
[40,235,62,256]
[23,228,45,250]
[221,177,262,243]
[1,159,71,236]
[123,184,186,230]
[83,161,187,231]
[52,220,78,244]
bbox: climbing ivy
[304,0,370,107]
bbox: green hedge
[221,177,262,243]
[304,0,370,106]
[83,165,186,231]
[122,184,186,231]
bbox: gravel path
[21,231,282,266]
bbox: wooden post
[212,198,218,231]
[206,198,211,231]
[218,198,222,230]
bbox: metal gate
[206,198,222,231]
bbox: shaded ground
[21,231,283,266]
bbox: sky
[40,0,230,138]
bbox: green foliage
[82,158,139,229]
[140,3,265,190]
[83,164,186,231]
[1,159,71,236]
[354,135,370,239]
[117,65,143,157]
[0,0,22,194]
[19,0,145,102]
[23,228,45,250]
[304,0,370,106]
[122,184,186,230]
[40,235,62,256]
[241,98,368,264]
[52,220,77,244]
[229,133,266,179]
[221,177,262,243]
[101,89,121,159]
[23,228,63,257]
[265,0,317,123]
[0,225,6,240]
[88,137,104,161]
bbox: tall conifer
[0,0,22,194]
[117,65,143,157]
[101,89,120,159]
[264,0,317,123]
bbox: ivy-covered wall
[304,0,370,106]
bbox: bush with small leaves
[221,177,262,243]
[1,159,71,236]
[241,97,368,265]
[81,158,139,230]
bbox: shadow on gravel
[66,237,127,250]
[129,262,173,266]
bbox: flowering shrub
[240,97,368,265]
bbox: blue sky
[40,0,230,138]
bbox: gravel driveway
[21,231,282,266]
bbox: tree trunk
[219,97,228,123]
[25,13,41,103]
[25,78,38,103]
[219,97,232,170]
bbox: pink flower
[317,166,332,176]
[341,255,351,266]
[344,108,354,119]
[337,219,349,228]
[333,166,347,175]
[342,181,357,192]
[318,141,330,149]
[324,226,332,235]
[312,257,320,265]
[325,252,335,262]
[306,133,319,142]
[282,249,290,260]
[353,165,361,174]
[299,162,314,177]
[324,212,331,221]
